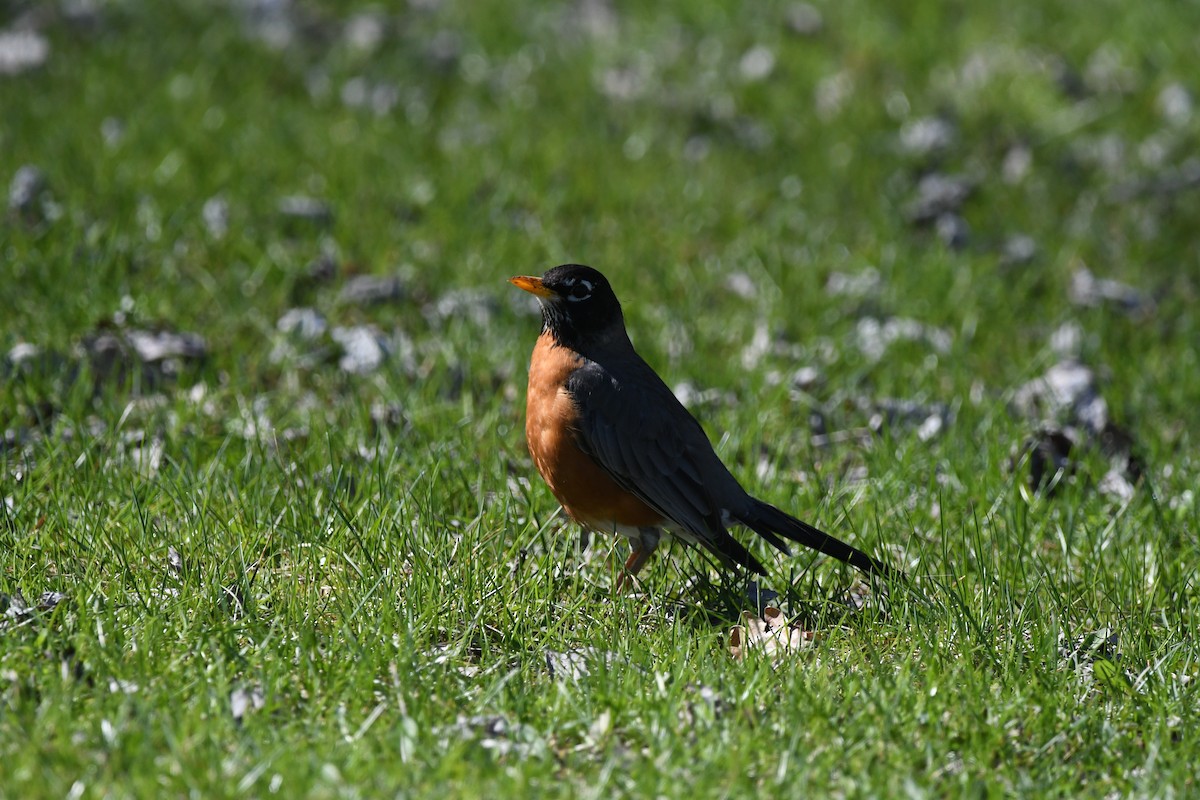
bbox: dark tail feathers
[737,498,901,579]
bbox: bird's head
[509,264,625,348]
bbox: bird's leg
[626,527,661,575]
[616,528,660,592]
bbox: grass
[2,0,1199,796]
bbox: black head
[509,264,626,349]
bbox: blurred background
[4,0,1200,536]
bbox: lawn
[2,0,1199,796]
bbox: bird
[509,264,899,584]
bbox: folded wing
[565,357,766,573]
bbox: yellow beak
[508,275,556,298]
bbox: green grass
[3,0,1199,796]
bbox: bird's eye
[565,278,593,303]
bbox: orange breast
[525,333,664,529]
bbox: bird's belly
[525,335,663,530]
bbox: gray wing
[565,356,763,571]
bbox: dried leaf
[230,685,265,723]
[729,607,816,661]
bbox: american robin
[510,264,899,583]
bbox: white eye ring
[565,278,593,302]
